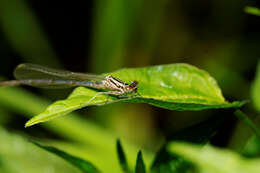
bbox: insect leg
[87,91,123,104]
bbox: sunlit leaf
[32,141,100,173]
[25,63,246,127]
[135,151,146,173]
[169,142,260,173]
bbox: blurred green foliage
[0,127,81,173]
[0,0,260,172]
[0,86,153,172]
[32,141,101,173]
[169,142,260,173]
[241,59,260,157]
[0,0,60,66]
[245,6,260,17]
[135,151,146,173]
[251,60,260,112]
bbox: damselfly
[0,64,139,101]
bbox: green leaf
[135,151,146,173]
[32,141,100,173]
[151,114,226,173]
[168,142,260,173]
[116,139,130,173]
[245,6,260,17]
[25,63,246,127]
[251,60,260,112]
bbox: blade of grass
[116,139,131,173]
[135,151,146,173]
[251,60,260,111]
[32,141,101,173]
[0,127,82,173]
[91,0,143,72]
[234,110,260,140]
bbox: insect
[0,63,139,102]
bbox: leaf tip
[116,139,124,152]
[116,138,120,145]
[231,100,249,108]
[137,150,142,158]
[25,119,36,128]
[116,139,130,172]
[135,150,146,173]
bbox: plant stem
[234,109,260,139]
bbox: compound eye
[129,81,138,88]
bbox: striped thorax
[103,75,138,94]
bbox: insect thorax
[103,76,126,91]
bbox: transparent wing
[14,63,105,81]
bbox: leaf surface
[25,64,245,127]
